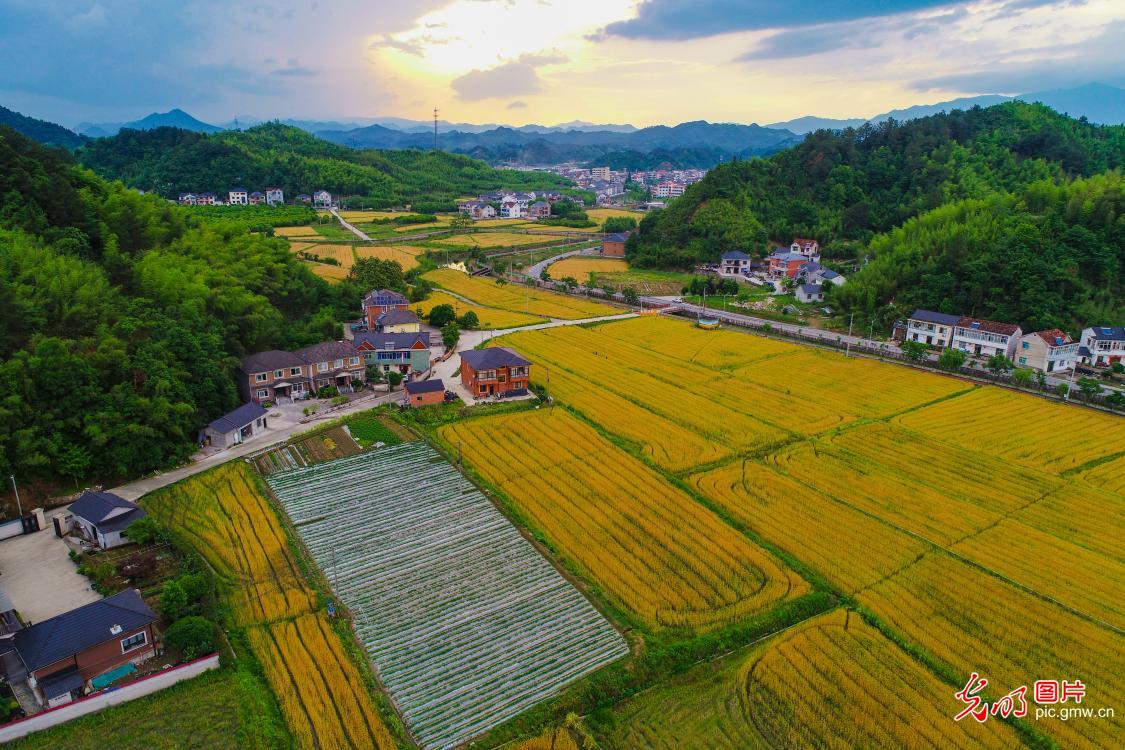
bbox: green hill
[0,104,86,149]
[627,102,1124,331]
[77,123,572,211]
[0,125,349,485]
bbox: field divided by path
[423,268,618,319]
[268,443,628,750]
[440,409,807,633]
[495,316,1124,750]
[142,463,395,750]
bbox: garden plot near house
[267,443,628,750]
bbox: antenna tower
[433,107,439,150]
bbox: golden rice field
[413,289,545,329]
[431,232,566,248]
[304,261,349,283]
[1076,453,1125,494]
[471,218,536,228]
[274,225,321,238]
[546,256,628,279]
[598,609,1022,750]
[248,614,395,750]
[423,268,618,319]
[353,244,423,270]
[895,386,1125,472]
[859,556,1125,750]
[143,464,395,750]
[439,409,806,632]
[586,207,645,222]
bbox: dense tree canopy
[627,102,1124,332]
[77,123,572,211]
[0,126,354,484]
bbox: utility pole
[846,312,855,358]
[1064,363,1077,401]
[433,107,439,151]
[9,476,22,517]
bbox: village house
[202,402,270,448]
[296,193,312,204]
[404,379,446,407]
[527,201,551,219]
[293,341,366,392]
[265,187,284,205]
[177,192,197,205]
[460,347,531,398]
[499,200,523,219]
[238,350,310,403]
[313,190,332,208]
[354,332,431,375]
[1078,326,1125,368]
[790,238,820,257]
[719,251,751,277]
[906,309,960,348]
[796,283,825,303]
[6,590,158,708]
[195,192,217,206]
[375,309,422,333]
[228,188,248,206]
[951,317,1022,359]
[458,201,497,219]
[1015,329,1079,373]
[801,261,845,286]
[249,191,266,205]
[362,288,409,328]
[767,249,810,279]
[67,491,146,550]
[602,232,629,257]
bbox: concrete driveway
[0,508,100,623]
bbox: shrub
[428,304,457,327]
[457,311,480,329]
[164,616,216,661]
[318,386,339,399]
[160,579,189,622]
[331,395,349,406]
[386,371,404,388]
[124,516,166,545]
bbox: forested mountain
[0,126,356,484]
[77,124,571,211]
[74,108,222,137]
[317,120,801,167]
[0,105,86,149]
[629,102,1124,332]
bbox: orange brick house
[602,232,628,257]
[460,347,532,398]
[404,379,446,407]
[362,289,409,329]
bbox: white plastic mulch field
[267,442,628,750]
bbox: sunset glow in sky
[1,0,1122,127]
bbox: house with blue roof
[202,402,270,449]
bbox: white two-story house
[228,187,249,205]
[720,251,751,277]
[905,309,960,348]
[952,317,1022,359]
[1079,326,1125,368]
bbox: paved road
[330,208,372,241]
[110,391,399,501]
[526,245,600,280]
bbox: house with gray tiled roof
[202,402,270,449]
[68,491,146,550]
[7,589,158,708]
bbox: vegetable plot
[268,444,627,750]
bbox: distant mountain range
[769,83,1125,133]
[7,82,1121,168]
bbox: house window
[348,357,360,366]
[274,370,283,377]
[256,389,269,399]
[1022,342,1030,350]
[121,631,147,653]
[334,358,344,368]
[317,362,328,372]
[290,367,302,376]
[1018,357,1027,365]
[255,373,268,383]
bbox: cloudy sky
[0,0,1121,127]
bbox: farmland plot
[268,444,627,750]
[423,268,618,319]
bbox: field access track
[267,443,627,750]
